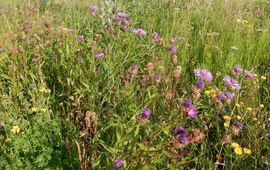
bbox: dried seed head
[171,55,178,64]
[158,66,165,72]
[147,62,154,72]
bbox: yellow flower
[243,148,251,155]
[224,122,230,128]
[39,87,46,93]
[236,19,241,24]
[205,91,211,95]
[260,104,264,108]
[234,147,243,155]
[11,126,20,134]
[223,115,231,121]
[235,103,240,108]
[31,107,38,112]
[246,107,253,112]
[236,115,241,120]
[41,108,47,112]
[261,76,267,80]
[253,117,258,121]
[231,143,240,148]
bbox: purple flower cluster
[182,99,198,119]
[114,159,123,168]
[168,45,178,53]
[132,28,147,36]
[141,108,151,119]
[115,12,129,29]
[175,127,189,145]
[223,75,241,90]
[233,65,243,75]
[89,6,98,15]
[244,70,255,79]
[151,32,163,45]
[234,122,243,129]
[194,69,213,82]
[95,53,104,59]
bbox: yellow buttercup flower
[253,117,258,121]
[223,115,231,121]
[235,103,240,108]
[236,115,241,120]
[236,19,241,24]
[205,91,211,95]
[260,104,264,108]
[11,126,20,134]
[246,107,253,112]
[234,147,243,155]
[261,76,267,80]
[224,122,230,128]
[243,148,251,155]
[31,107,38,112]
[231,143,240,148]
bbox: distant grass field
[0,0,270,169]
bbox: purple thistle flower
[95,53,104,59]
[76,35,84,41]
[224,92,235,100]
[169,45,177,53]
[233,65,243,75]
[114,159,123,168]
[154,74,161,83]
[89,6,98,12]
[196,80,204,89]
[217,92,226,101]
[223,75,241,90]
[122,19,129,29]
[194,69,213,82]
[179,135,189,145]
[182,99,198,119]
[141,108,151,119]
[244,70,255,79]
[114,16,121,26]
[117,12,129,18]
[183,99,192,108]
[132,28,147,36]
[175,127,186,135]
[234,122,243,129]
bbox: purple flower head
[132,29,147,36]
[169,45,177,53]
[196,80,204,89]
[194,69,213,82]
[183,99,192,108]
[114,16,121,25]
[122,19,129,29]
[95,53,104,59]
[217,92,226,101]
[186,107,198,119]
[233,65,243,75]
[171,36,187,43]
[154,73,161,82]
[117,12,129,18]
[223,75,241,90]
[89,6,98,13]
[244,70,255,79]
[179,135,189,145]
[114,159,123,168]
[76,35,84,41]
[141,108,151,119]
[234,122,243,129]
[175,127,186,136]
[225,92,235,100]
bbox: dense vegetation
[0,0,270,169]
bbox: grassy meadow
[0,0,270,169]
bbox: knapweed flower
[122,19,129,29]
[224,92,235,101]
[244,70,255,79]
[89,6,98,15]
[194,69,213,82]
[196,80,204,89]
[175,127,186,136]
[179,135,189,145]
[131,28,147,36]
[76,35,84,41]
[95,53,104,59]
[141,108,151,119]
[128,64,138,76]
[117,12,129,18]
[154,74,161,83]
[243,148,251,155]
[182,99,198,119]
[233,65,243,75]
[114,159,123,168]
[11,125,20,134]
[168,45,177,53]
[223,75,241,90]
[234,122,243,129]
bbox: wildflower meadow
[0,0,270,169]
